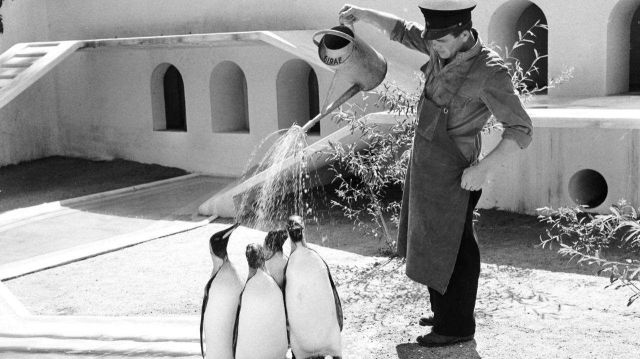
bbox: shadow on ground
[308,202,600,278]
[0,156,187,214]
[474,208,601,276]
[396,341,481,359]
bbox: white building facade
[1,0,640,214]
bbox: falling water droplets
[235,124,318,231]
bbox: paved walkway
[0,175,234,278]
[0,174,231,358]
[0,173,369,358]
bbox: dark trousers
[428,190,482,337]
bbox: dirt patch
[0,156,187,213]
[3,157,640,358]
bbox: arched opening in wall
[488,1,548,94]
[211,62,249,133]
[308,70,320,132]
[151,63,187,131]
[512,3,548,93]
[630,6,640,93]
[163,65,187,131]
[277,59,320,135]
[606,0,640,94]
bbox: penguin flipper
[325,261,344,331]
[199,273,218,359]
[232,290,244,357]
[282,260,289,291]
[282,260,290,342]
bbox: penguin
[264,229,289,289]
[284,215,343,359]
[233,243,289,359]
[199,223,243,359]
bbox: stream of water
[234,125,319,232]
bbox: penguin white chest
[286,249,342,357]
[235,270,288,359]
[203,264,243,359]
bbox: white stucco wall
[36,0,432,86]
[0,0,49,53]
[0,0,57,166]
[479,0,601,97]
[0,74,59,165]
[2,0,640,215]
[480,118,640,214]
[52,44,337,176]
[39,0,418,40]
[20,0,638,98]
[5,0,640,102]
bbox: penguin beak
[222,223,240,239]
[209,223,241,253]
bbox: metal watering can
[301,25,387,132]
[314,25,388,91]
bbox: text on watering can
[322,55,344,66]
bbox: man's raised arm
[338,4,430,54]
[338,4,403,36]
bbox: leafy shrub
[324,85,419,254]
[538,200,640,306]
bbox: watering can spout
[300,83,360,132]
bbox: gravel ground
[3,157,640,358]
[7,216,640,358]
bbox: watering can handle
[312,29,355,47]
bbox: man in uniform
[338,0,533,347]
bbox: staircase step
[0,79,14,88]
[0,67,22,77]
[0,352,199,359]
[0,314,199,343]
[25,43,60,48]
[0,69,22,80]
[0,41,82,108]
[2,57,37,68]
[14,52,47,58]
[0,337,199,357]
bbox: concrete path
[0,173,371,358]
[0,174,232,357]
[0,174,235,279]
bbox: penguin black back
[286,215,305,243]
[264,229,288,255]
[245,243,266,269]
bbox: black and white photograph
[0,0,639,358]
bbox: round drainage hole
[568,169,608,209]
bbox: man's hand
[337,5,401,35]
[461,162,490,191]
[338,4,366,25]
[460,138,522,191]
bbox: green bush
[325,82,420,255]
[538,200,640,306]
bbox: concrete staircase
[0,311,200,357]
[0,41,83,109]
